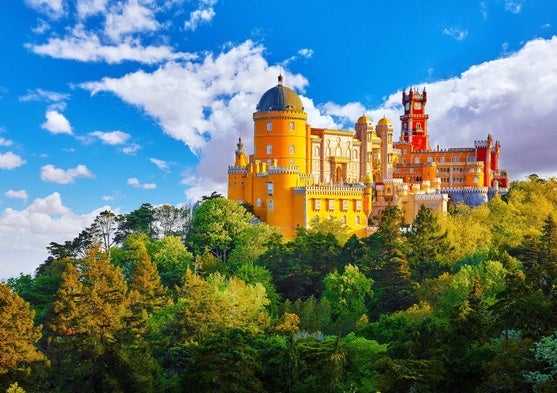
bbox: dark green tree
[406,204,452,283]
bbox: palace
[227,76,508,237]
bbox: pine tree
[406,205,452,283]
[0,284,45,387]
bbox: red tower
[400,88,430,151]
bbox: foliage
[0,284,45,390]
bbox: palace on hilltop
[227,76,508,238]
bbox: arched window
[289,145,295,154]
[266,144,272,154]
[266,122,272,131]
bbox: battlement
[293,185,365,196]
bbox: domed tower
[355,115,374,182]
[253,75,308,172]
[376,117,395,181]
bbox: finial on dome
[278,74,283,85]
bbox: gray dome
[256,75,304,112]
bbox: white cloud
[0,193,111,278]
[371,36,557,180]
[80,36,557,200]
[40,164,95,184]
[77,0,108,19]
[89,130,131,145]
[127,177,156,189]
[19,88,70,104]
[80,40,308,184]
[104,0,160,42]
[150,157,169,170]
[504,0,523,14]
[122,143,141,154]
[25,0,64,19]
[298,48,314,58]
[28,31,183,64]
[442,27,468,41]
[184,0,217,31]
[5,190,28,201]
[25,0,206,64]
[0,137,13,147]
[41,110,72,134]
[0,152,26,170]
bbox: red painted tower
[400,88,430,151]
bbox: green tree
[365,205,415,316]
[183,329,264,392]
[323,264,373,334]
[44,247,160,392]
[186,197,253,264]
[524,331,557,392]
[259,228,341,300]
[116,203,156,242]
[152,204,192,238]
[406,204,452,283]
[174,270,269,342]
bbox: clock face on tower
[413,102,422,110]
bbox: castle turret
[400,87,429,151]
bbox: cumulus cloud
[5,189,29,201]
[104,0,160,42]
[40,164,95,183]
[0,193,110,278]
[127,177,156,189]
[41,110,72,134]
[77,0,108,19]
[370,37,557,180]
[79,36,557,201]
[24,0,210,64]
[28,31,182,64]
[184,0,217,31]
[25,0,64,19]
[89,130,131,145]
[0,152,26,170]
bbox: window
[427,156,433,162]
[315,147,320,157]
[289,121,295,130]
[355,215,361,225]
[353,149,358,159]
[289,159,295,166]
[342,215,347,224]
[453,156,459,163]
[267,182,274,196]
[314,199,321,210]
[440,157,445,163]
[467,155,475,163]
[355,200,362,211]
[268,200,274,211]
[342,200,349,211]
[289,145,295,154]
[266,122,272,131]
[328,199,335,211]
[414,157,420,164]
[266,144,272,154]
[256,198,261,207]
[416,123,422,130]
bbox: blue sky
[1,0,556,278]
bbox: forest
[1,175,557,393]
